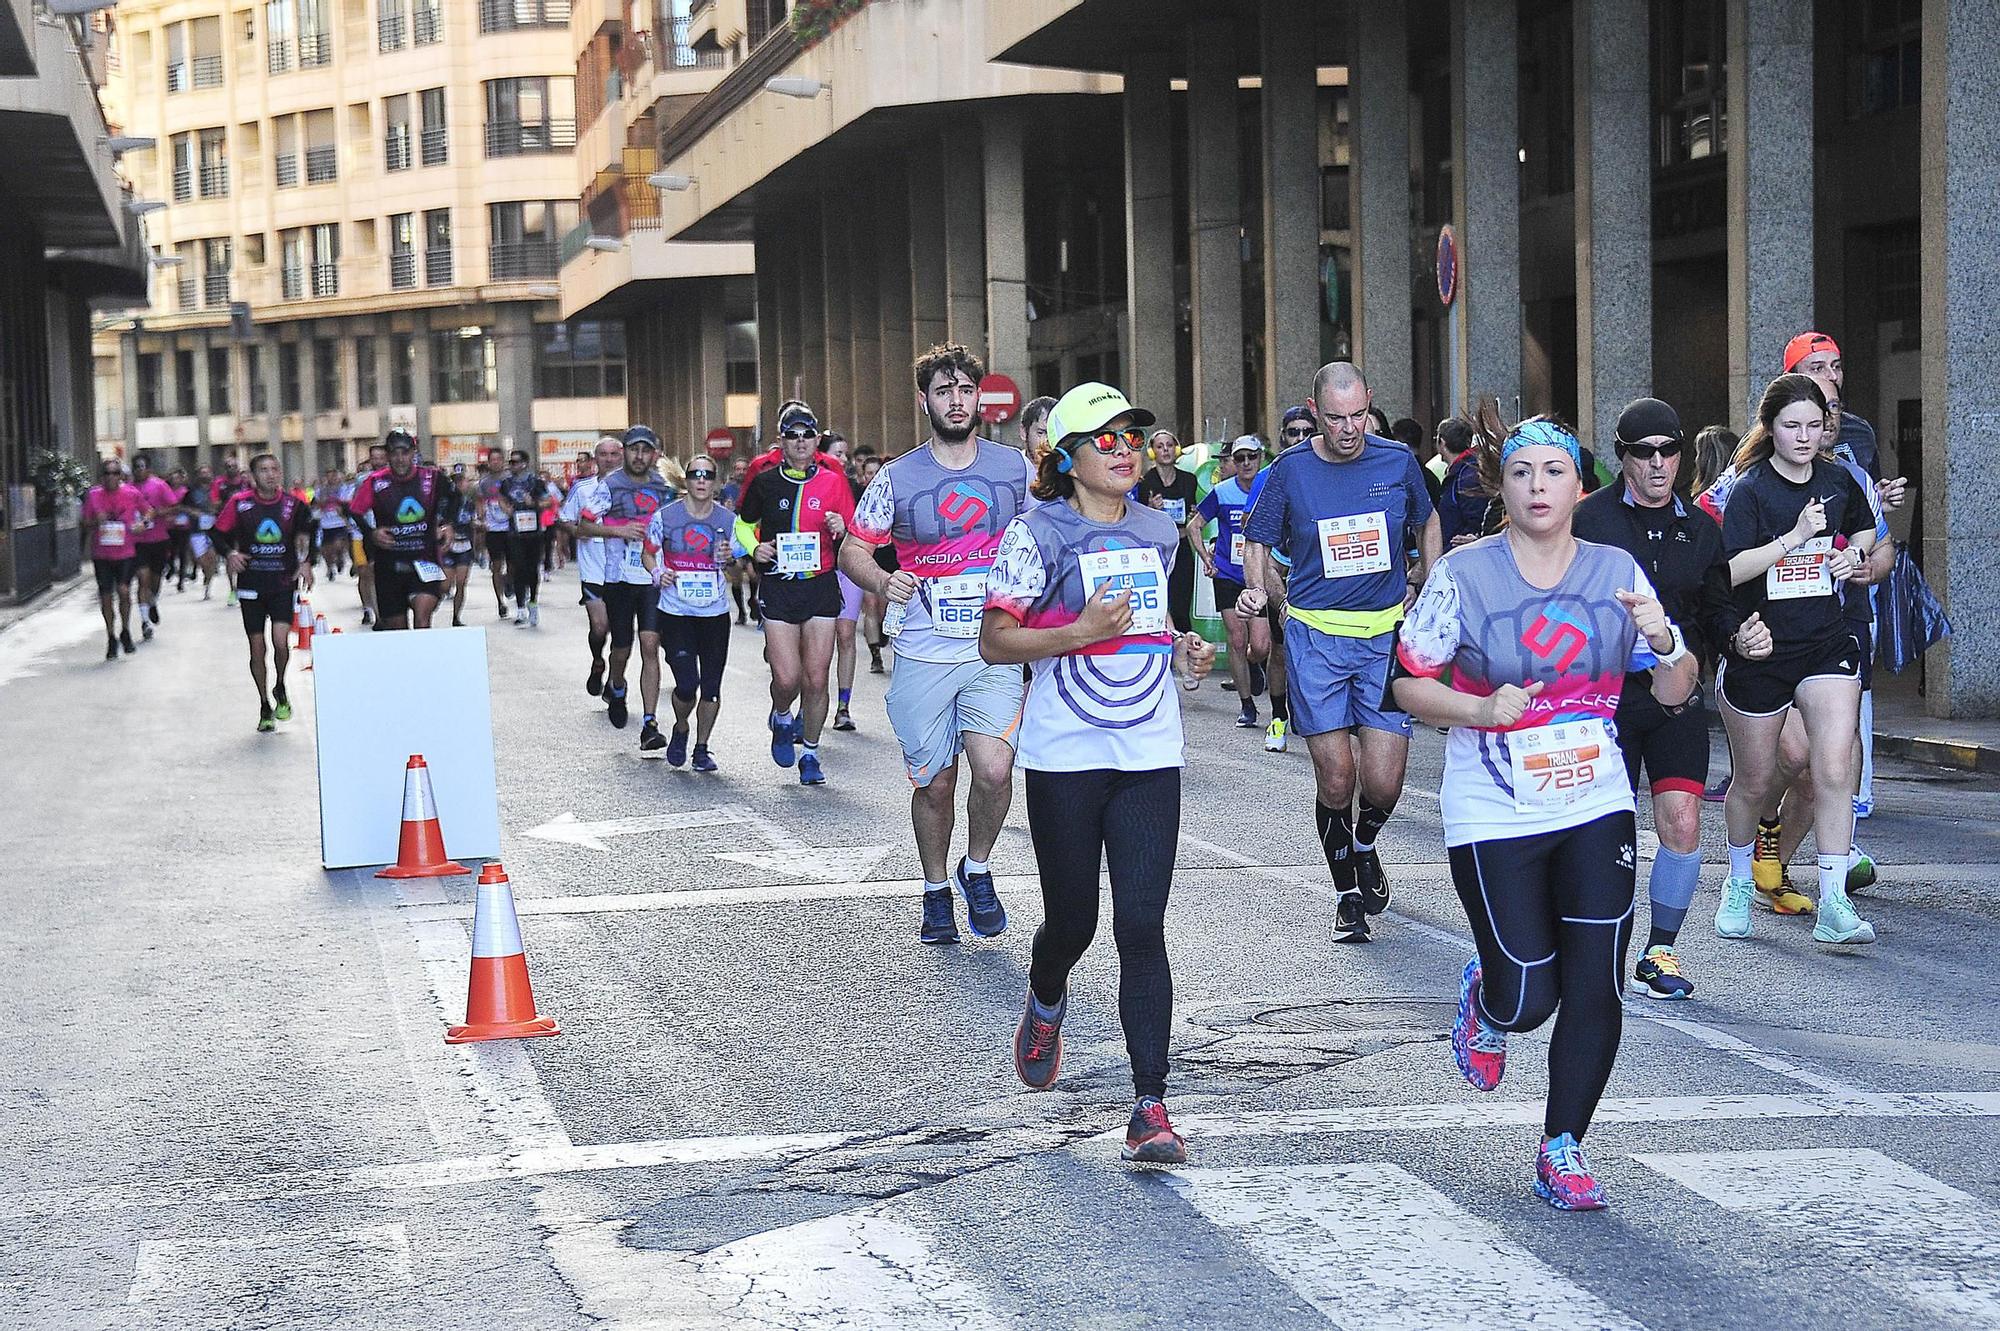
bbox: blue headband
[1500,419,1582,470]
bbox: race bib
[623,540,647,572]
[1508,719,1616,813]
[1160,498,1187,525]
[1767,536,1834,601]
[1228,531,1245,567]
[450,538,473,554]
[1317,511,1393,577]
[1078,546,1169,636]
[198,515,215,531]
[678,569,721,605]
[928,570,989,639]
[96,521,126,547]
[413,560,444,583]
[776,531,821,575]
[512,511,539,533]
[237,586,258,601]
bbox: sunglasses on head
[1072,427,1147,456]
[1620,441,1683,461]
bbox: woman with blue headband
[1392,414,1698,1211]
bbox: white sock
[1728,839,1754,880]
[1817,854,1843,901]
[924,879,950,896]
[963,856,990,877]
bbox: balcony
[420,125,447,166]
[424,246,453,285]
[413,7,441,44]
[199,163,229,197]
[390,251,417,289]
[377,13,406,50]
[281,264,303,299]
[192,53,222,88]
[384,131,411,171]
[267,38,291,74]
[203,273,231,306]
[311,262,339,297]
[274,151,298,187]
[489,240,560,281]
[172,166,193,201]
[304,145,337,184]
[479,0,571,32]
[176,276,197,308]
[165,60,186,93]
[484,118,575,158]
[298,31,331,68]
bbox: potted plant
[789,0,867,48]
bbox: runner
[476,450,512,620]
[643,455,738,771]
[165,467,194,591]
[721,458,757,626]
[440,467,480,626]
[494,449,551,627]
[539,470,565,573]
[560,436,622,696]
[1190,436,1271,729]
[1246,405,1321,753]
[1785,331,1878,478]
[1136,429,1198,634]
[213,453,315,732]
[129,453,176,640]
[980,381,1216,1165]
[841,344,1034,941]
[738,402,854,785]
[570,425,671,736]
[81,457,143,659]
[315,467,351,581]
[346,428,456,630]
[182,464,221,599]
[1393,415,1697,1210]
[1711,374,1881,945]
[1572,398,1763,999]
[346,444,388,625]
[1018,395,1057,466]
[823,431,864,731]
[1241,363,1439,942]
[856,452,890,671]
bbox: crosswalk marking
[1170,1164,1643,1329]
[1633,1148,2000,1324]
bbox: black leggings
[1448,810,1635,1141]
[1026,766,1181,1101]
[507,532,542,605]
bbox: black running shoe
[361,608,373,626]
[690,744,718,772]
[148,603,160,625]
[120,629,136,655]
[833,707,856,732]
[606,688,629,729]
[1354,849,1390,916]
[1333,890,1371,943]
[1013,988,1065,1090]
[638,720,666,757]
[954,857,1007,937]
[105,636,118,661]
[586,661,604,697]
[665,726,689,768]
[1249,661,1266,697]
[920,888,959,944]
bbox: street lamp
[584,236,623,253]
[647,172,696,191]
[126,199,167,216]
[764,77,829,99]
[107,136,156,155]
[46,0,116,13]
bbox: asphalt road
[3,563,1997,1331]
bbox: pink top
[133,475,177,542]
[83,483,145,560]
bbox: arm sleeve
[981,519,1046,623]
[1395,560,1462,679]
[849,469,896,545]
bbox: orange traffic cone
[292,597,314,651]
[376,754,470,879]
[446,862,559,1043]
[302,613,326,671]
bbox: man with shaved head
[561,435,628,697]
[1241,361,1441,945]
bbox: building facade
[99,0,632,483]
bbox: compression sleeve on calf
[1647,844,1702,936]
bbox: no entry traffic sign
[704,427,734,457]
[978,373,1022,425]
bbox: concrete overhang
[558,230,753,321]
[0,0,32,77]
[987,0,1347,78]
[654,0,1118,244]
[0,13,126,245]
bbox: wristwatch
[1653,624,1689,667]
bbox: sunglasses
[1619,441,1683,461]
[1072,427,1148,456]
[685,469,716,480]
[778,427,819,441]
[1281,426,1314,438]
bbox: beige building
[98,0,635,480]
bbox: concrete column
[909,157,948,357]
[158,337,182,430]
[493,304,535,462]
[876,167,916,453]
[1123,54,1178,426]
[1573,0,1653,452]
[822,210,854,433]
[798,202,828,420]
[1186,17,1245,441]
[697,277,728,438]
[119,331,140,454]
[778,215,807,409]
[1725,0,1814,425]
[299,323,320,466]
[189,331,213,454]
[848,201,884,456]
[754,212,782,436]
[981,107,1030,392]
[1448,0,1522,416]
[261,330,284,463]
[1920,0,2000,717]
[1261,0,1321,429]
[942,132,987,361]
[410,323,434,446]
[1350,0,1414,416]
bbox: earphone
[1054,449,1073,474]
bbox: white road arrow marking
[523,808,742,853]
[716,845,895,883]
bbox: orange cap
[1783,332,1839,373]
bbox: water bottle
[882,598,907,638]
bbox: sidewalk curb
[0,575,88,637]
[1872,731,2000,775]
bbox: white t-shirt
[561,473,613,587]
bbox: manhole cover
[1190,998,1455,1036]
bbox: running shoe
[586,662,604,697]
[226,589,238,606]
[690,744,718,773]
[1534,1133,1608,1211]
[148,603,160,625]
[798,751,826,785]
[1702,775,1730,803]
[1813,888,1877,945]
[920,887,959,945]
[1013,988,1065,1090]
[514,609,527,627]
[1249,661,1267,697]
[869,646,884,673]
[1451,958,1507,1091]
[359,607,370,624]
[1630,945,1695,1000]
[665,726,689,768]
[141,620,154,642]
[120,629,136,655]
[954,857,1007,937]
[606,688,629,729]
[1714,875,1755,938]
[1354,849,1390,915]
[273,696,293,723]
[638,720,666,758]
[833,707,856,732]
[1757,882,1815,915]
[1333,890,1370,943]
[203,583,212,601]
[1853,794,1873,820]
[769,712,797,767]
[1847,846,1878,894]
[256,707,275,734]
[1235,704,1259,729]
[105,636,117,661]
[1751,819,1784,892]
[1265,718,1288,752]
[1121,1097,1187,1165]
[529,604,539,628]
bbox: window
[199,128,229,197]
[165,21,188,92]
[478,0,571,33]
[266,0,293,73]
[1654,0,1727,169]
[191,16,223,87]
[249,346,269,413]
[297,0,331,67]
[202,237,232,305]
[419,87,447,165]
[1845,0,1920,118]
[484,76,575,157]
[279,341,301,412]
[356,334,378,407]
[280,228,305,298]
[170,133,194,201]
[487,199,575,280]
[305,109,337,184]
[424,209,453,285]
[534,320,626,398]
[174,244,199,309]
[208,345,232,413]
[174,348,198,416]
[1519,4,1573,199]
[389,212,416,288]
[379,0,406,49]
[274,116,300,187]
[413,0,441,45]
[311,222,341,296]
[390,332,415,402]
[313,336,341,411]
[432,326,496,403]
[724,317,757,396]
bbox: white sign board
[312,628,501,869]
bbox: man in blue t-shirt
[1189,435,1274,727]
[1241,362,1441,945]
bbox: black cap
[384,427,418,451]
[777,404,819,435]
[1614,398,1682,447]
